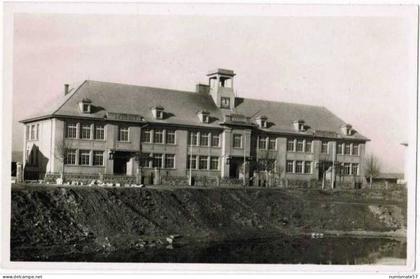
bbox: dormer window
[341,124,353,136]
[293,120,306,132]
[256,115,268,128]
[152,106,164,120]
[198,110,210,123]
[79,98,92,114]
[220,97,231,109]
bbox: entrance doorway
[113,152,131,175]
[318,161,332,181]
[229,157,244,179]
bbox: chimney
[196,83,210,94]
[64,84,70,95]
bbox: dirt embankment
[11,186,406,258]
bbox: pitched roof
[21,80,368,140]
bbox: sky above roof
[12,9,417,172]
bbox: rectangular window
[286,160,294,173]
[30,125,35,140]
[36,124,40,140]
[95,125,105,140]
[211,133,220,147]
[344,143,351,155]
[337,143,343,155]
[268,138,276,150]
[200,132,209,146]
[295,161,303,173]
[140,153,151,168]
[258,136,267,149]
[305,140,312,153]
[287,139,295,151]
[199,156,208,170]
[66,123,77,138]
[64,149,76,165]
[166,130,176,144]
[153,129,163,144]
[233,134,242,148]
[187,155,197,170]
[221,97,230,109]
[164,154,175,169]
[343,163,351,175]
[304,161,312,174]
[296,140,304,152]
[351,163,359,175]
[352,144,359,156]
[152,153,163,168]
[118,127,129,142]
[93,151,104,166]
[26,126,30,140]
[79,150,90,166]
[141,128,152,143]
[210,157,219,170]
[80,124,91,139]
[189,131,198,146]
[321,141,328,154]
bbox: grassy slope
[11,186,406,254]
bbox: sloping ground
[11,186,406,260]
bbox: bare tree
[54,140,74,181]
[364,153,381,188]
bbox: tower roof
[207,68,236,77]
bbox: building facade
[21,69,369,186]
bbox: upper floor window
[189,131,199,146]
[79,98,92,114]
[31,125,35,140]
[141,128,152,143]
[233,134,242,148]
[352,144,359,156]
[321,141,328,154]
[305,140,312,153]
[256,116,268,128]
[36,124,39,140]
[95,125,105,140]
[287,139,295,151]
[152,106,164,120]
[66,123,77,138]
[211,133,220,147]
[221,97,230,109]
[200,132,209,146]
[337,143,343,155]
[118,126,129,142]
[344,143,351,155]
[296,140,304,152]
[80,124,91,139]
[26,126,30,140]
[154,129,164,144]
[166,130,176,144]
[258,136,267,149]
[268,138,276,150]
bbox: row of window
[286,160,313,174]
[258,136,277,150]
[141,129,176,144]
[336,143,359,156]
[188,131,221,147]
[66,123,105,140]
[341,163,360,176]
[287,139,313,153]
[26,124,40,141]
[187,155,220,170]
[139,153,176,169]
[64,149,104,166]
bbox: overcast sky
[12,11,417,172]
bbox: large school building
[20,69,368,186]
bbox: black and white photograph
[1,1,418,276]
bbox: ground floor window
[210,157,219,170]
[93,151,104,166]
[295,161,303,173]
[351,163,359,175]
[64,149,76,165]
[199,156,208,170]
[342,163,351,175]
[187,155,197,170]
[286,160,294,173]
[164,154,175,169]
[79,150,90,165]
[304,161,312,174]
[153,153,163,168]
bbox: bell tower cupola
[207,68,236,110]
